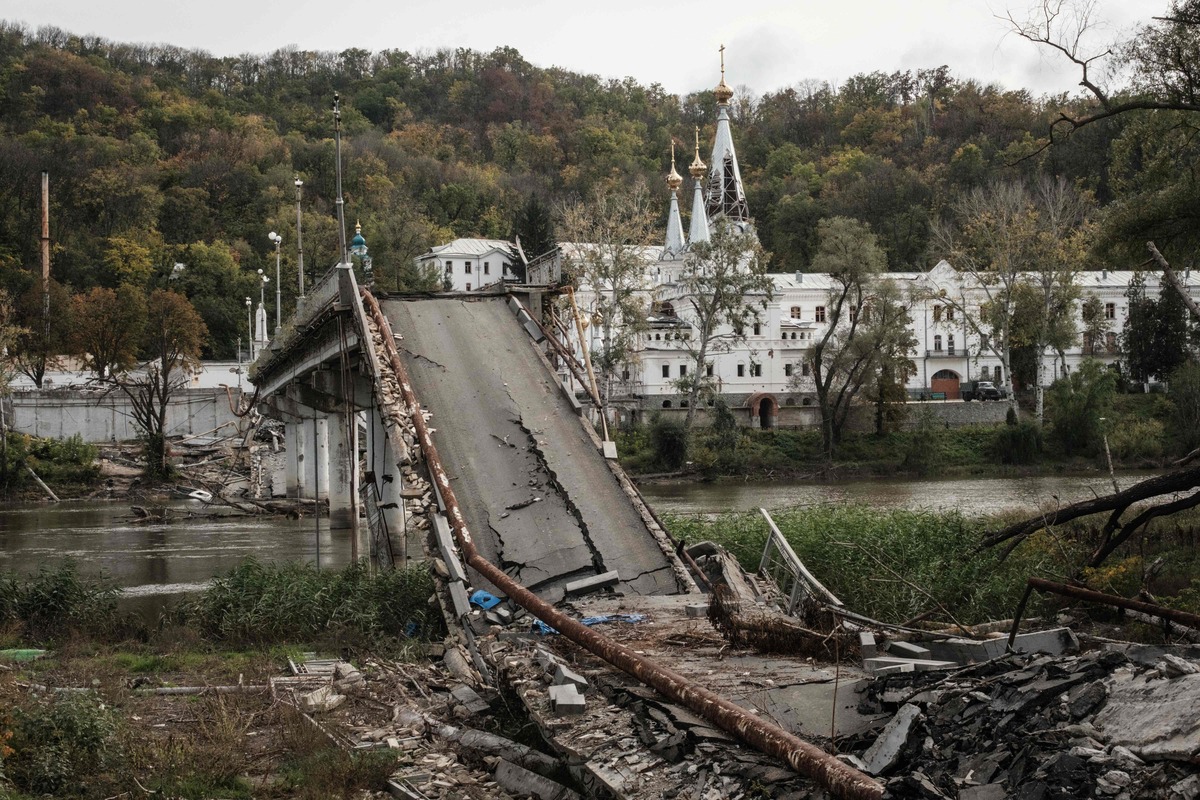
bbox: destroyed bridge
[250,265,1200,800]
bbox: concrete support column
[285,421,301,497]
[313,414,330,502]
[327,410,357,531]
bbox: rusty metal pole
[566,286,608,441]
[1027,577,1200,630]
[361,291,882,800]
[40,171,50,341]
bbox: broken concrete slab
[685,602,708,618]
[602,440,618,460]
[450,683,491,715]
[1093,672,1200,762]
[486,607,514,626]
[494,759,582,800]
[299,685,346,714]
[553,663,588,692]
[564,570,619,597]
[923,628,1079,663]
[887,640,931,658]
[861,703,922,775]
[864,656,956,674]
[548,683,586,715]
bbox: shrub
[1048,359,1116,456]
[0,561,124,643]
[901,408,945,476]
[1107,417,1164,461]
[1168,361,1200,452]
[648,415,687,471]
[992,420,1043,465]
[5,694,123,796]
[175,559,439,645]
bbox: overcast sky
[4,0,1162,98]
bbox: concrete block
[924,627,1078,664]
[864,657,957,674]
[887,640,932,659]
[448,581,471,619]
[535,647,563,671]
[861,703,922,775]
[602,440,618,460]
[485,607,514,626]
[870,662,916,675]
[548,683,586,715]
[859,632,877,659]
[494,759,582,800]
[564,570,620,597]
[300,685,346,713]
[685,603,709,618]
[450,683,491,714]
[553,663,589,691]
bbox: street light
[295,177,305,302]
[268,231,282,333]
[245,297,253,360]
[256,268,270,309]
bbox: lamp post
[257,269,270,308]
[245,297,253,360]
[295,177,305,302]
[268,231,282,333]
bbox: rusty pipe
[360,291,883,800]
[1027,577,1200,630]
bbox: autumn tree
[674,220,774,430]
[71,285,147,379]
[512,193,556,261]
[110,289,207,478]
[12,279,73,389]
[558,181,656,415]
[794,217,907,456]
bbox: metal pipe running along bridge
[249,264,883,800]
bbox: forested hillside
[0,13,1193,357]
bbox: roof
[423,238,515,259]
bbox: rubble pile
[853,646,1200,799]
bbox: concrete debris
[494,759,582,800]
[552,663,589,692]
[449,683,491,715]
[861,703,922,776]
[563,570,620,597]
[299,684,346,713]
[547,683,586,715]
[857,648,1200,797]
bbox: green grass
[666,504,1076,625]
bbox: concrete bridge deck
[384,295,682,601]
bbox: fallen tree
[980,464,1200,568]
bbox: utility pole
[295,177,305,303]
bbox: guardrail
[758,507,843,614]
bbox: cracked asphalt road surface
[385,297,682,601]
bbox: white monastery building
[417,57,1199,428]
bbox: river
[636,471,1163,516]
[0,500,353,616]
[0,472,1160,605]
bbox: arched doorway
[746,393,779,429]
[931,369,961,400]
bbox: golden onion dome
[666,140,683,190]
[714,44,734,104]
[689,126,707,178]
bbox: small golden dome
[666,140,683,190]
[689,126,707,178]
[714,44,734,104]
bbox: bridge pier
[368,408,407,562]
[327,409,356,530]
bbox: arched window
[662,400,672,408]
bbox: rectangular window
[934,335,943,352]
[784,363,793,377]
[483,262,490,275]
[445,261,453,272]
[802,363,810,377]
[753,323,761,336]
[1105,302,1115,320]
[980,334,990,351]
[679,364,687,376]
[815,306,826,323]
[737,364,745,377]
[465,282,471,291]
[946,307,955,321]
[849,307,858,324]
[948,334,956,355]
[933,306,942,323]
[790,306,802,319]
[751,364,762,377]
[465,262,472,274]
[706,362,714,377]
[662,364,670,378]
